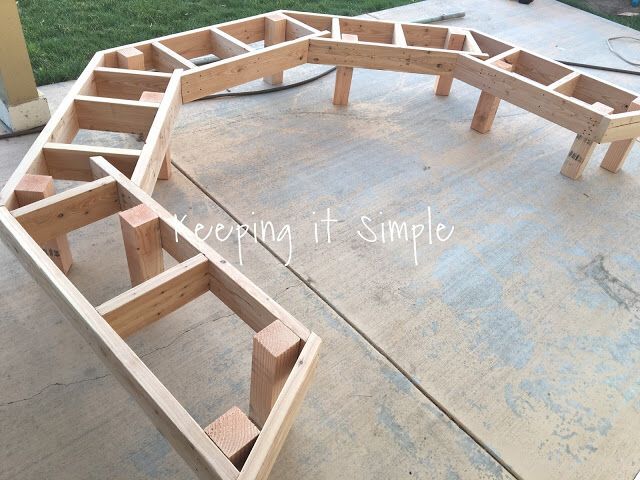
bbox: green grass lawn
[558,0,640,31]
[18,0,417,86]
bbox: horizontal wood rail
[93,67,172,100]
[96,254,210,337]
[43,143,141,181]
[11,176,120,244]
[75,95,159,136]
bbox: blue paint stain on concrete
[434,245,533,369]
[377,404,416,453]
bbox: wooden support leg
[250,320,301,428]
[117,47,145,70]
[470,91,501,134]
[139,91,172,180]
[333,34,358,106]
[119,203,163,286]
[561,102,614,179]
[204,406,259,469]
[600,98,640,173]
[264,13,287,85]
[15,174,72,273]
[434,28,466,96]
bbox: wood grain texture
[131,70,182,193]
[250,320,301,428]
[117,47,145,70]
[263,13,288,85]
[74,95,158,136]
[561,102,614,179]
[601,99,640,172]
[15,174,72,273]
[11,176,120,244]
[97,254,209,337]
[43,143,140,181]
[332,34,358,106]
[205,407,260,469]
[94,67,171,100]
[119,203,164,286]
[434,28,466,96]
[0,206,239,480]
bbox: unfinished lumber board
[131,71,182,193]
[181,38,310,102]
[333,34,358,106]
[91,156,311,341]
[455,55,608,140]
[210,27,253,59]
[601,98,640,173]
[205,407,260,469]
[561,102,615,179]
[548,71,581,95]
[11,176,120,244]
[97,254,209,337]
[470,91,502,134]
[0,51,104,211]
[139,91,172,180]
[264,13,288,85]
[74,95,158,136]
[393,23,407,47]
[240,333,321,480]
[217,14,266,45]
[152,42,197,72]
[119,203,164,286]
[434,28,466,96]
[250,320,301,428]
[308,38,458,75]
[331,17,341,40]
[282,13,322,40]
[117,47,145,70]
[15,175,72,273]
[43,143,140,181]
[93,67,171,100]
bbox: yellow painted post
[0,0,50,131]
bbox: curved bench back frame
[1,10,639,480]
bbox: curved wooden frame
[1,10,639,480]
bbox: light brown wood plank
[240,333,321,480]
[11,176,121,244]
[43,143,140,181]
[74,95,158,136]
[205,407,260,469]
[119,203,164,286]
[250,320,301,428]
[97,254,209,337]
[15,174,73,273]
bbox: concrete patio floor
[1,1,640,478]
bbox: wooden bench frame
[1,10,639,480]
